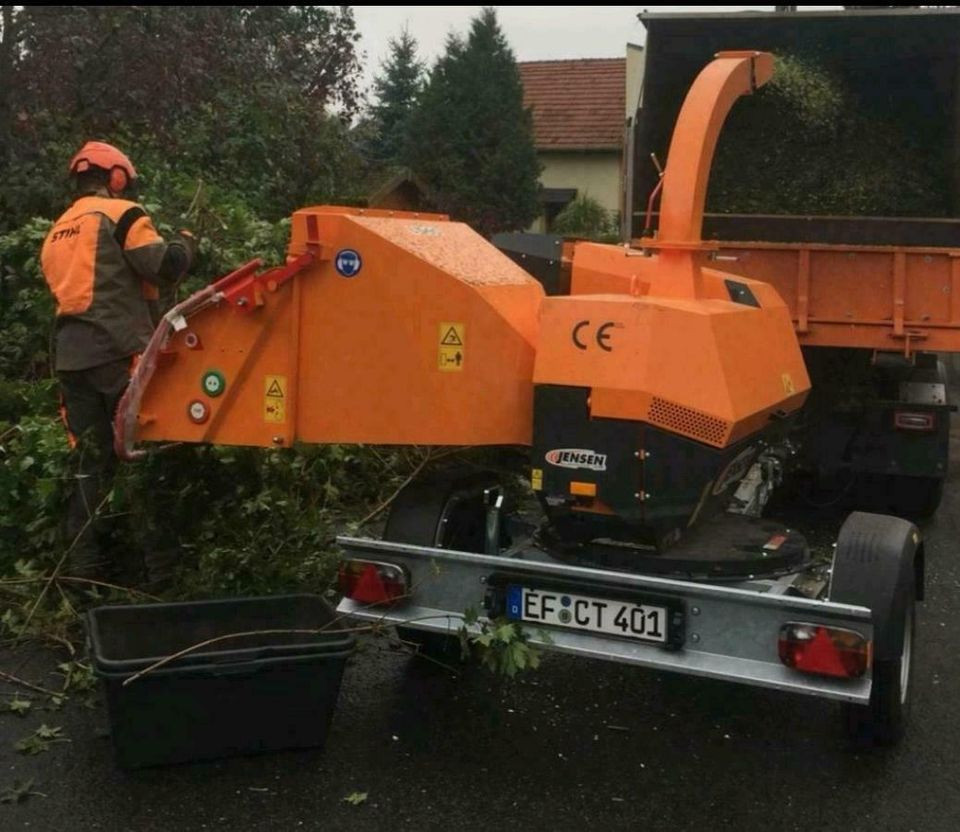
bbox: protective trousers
[58,358,130,576]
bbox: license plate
[505,585,668,644]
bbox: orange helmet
[68,141,138,195]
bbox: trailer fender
[829,511,921,660]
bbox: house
[365,168,439,213]
[519,45,644,234]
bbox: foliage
[709,53,947,216]
[368,29,425,167]
[406,7,541,236]
[0,417,72,565]
[343,791,369,806]
[552,196,619,242]
[0,6,365,230]
[460,608,542,678]
[0,779,45,804]
[0,218,54,380]
[6,697,31,716]
[14,724,68,755]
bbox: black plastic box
[87,595,354,769]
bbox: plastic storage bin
[87,594,354,768]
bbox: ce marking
[572,320,619,352]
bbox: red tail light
[894,411,935,432]
[338,560,409,605]
[778,623,871,679]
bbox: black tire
[385,472,500,668]
[841,584,915,747]
[831,512,920,747]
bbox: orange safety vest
[41,195,167,365]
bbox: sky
[352,5,785,93]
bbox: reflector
[778,623,871,678]
[894,411,935,432]
[338,560,408,605]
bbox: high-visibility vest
[41,195,166,361]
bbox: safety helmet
[68,141,138,195]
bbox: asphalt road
[3,438,960,831]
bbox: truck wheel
[384,472,500,668]
[830,512,921,747]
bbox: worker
[40,141,196,581]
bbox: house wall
[530,150,621,232]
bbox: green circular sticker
[201,370,226,398]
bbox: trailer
[118,46,950,746]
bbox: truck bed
[692,235,960,354]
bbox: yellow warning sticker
[531,468,543,492]
[438,322,465,372]
[264,374,287,423]
[781,372,796,395]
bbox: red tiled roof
[519,58,625,151]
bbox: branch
[16,494,110,641]
[355,446,465,529]
[0,670,59,698]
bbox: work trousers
[58,358,131,574]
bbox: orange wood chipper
[116,53,941,746]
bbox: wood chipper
[116,53,930,745]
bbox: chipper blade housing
[132,208,544,450]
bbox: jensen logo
[545,448,608,471]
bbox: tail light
[338,560,409,605]
[778,623,871,679]
[894,411,935,432]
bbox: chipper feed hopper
[116,53,924,746]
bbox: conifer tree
[369,28,424,166]
[407,8,541,235]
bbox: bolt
[691,606,700,616]
[690,633,700,643]
[237,297,249,307]
[480,576,487,584]
[272,436,285,445]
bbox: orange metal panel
[138,208,544,448]
[535,245,810,449]
[685,242,960,354]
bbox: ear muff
[108,166,128,195]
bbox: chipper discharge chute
[117,52,923,748]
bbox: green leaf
[494,622,516,643]
[0,779,43,804]
[343,791,368,806]
[35,724,64,740]
[6,697,32,717]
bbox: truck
[624,8,960,518]
[115,21,960,746]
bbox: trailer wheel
[384,472,501,668]
[830,512,921,747]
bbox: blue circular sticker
[335,248,362,277]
